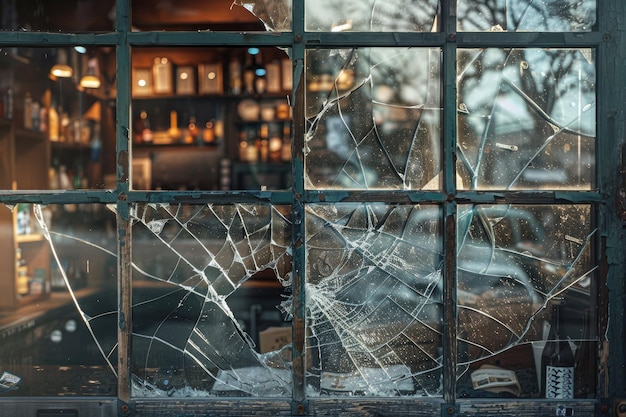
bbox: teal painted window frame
[0,0,624,415]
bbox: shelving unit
[130,46,293,190]
[0,119,51,309]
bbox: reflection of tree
[458,0,597,31]
[457,48,595,189]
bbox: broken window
[0,0,603,408]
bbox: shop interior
[0,0,294,396]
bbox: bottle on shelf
[23,92,32,129]
[186,115,199,144]
[281,122,292,162]
[15,247,29,296]
[269,123,283,162]
[229,55,243,95]
[541,300,575,399]
[202,120,215,144]
[4,86,14,119]
[257,123,269,162]
[167,110,181,141]
[254,51,267,95]
[140,110,153,143]
[243,53,256,95]
[49,101,60,141]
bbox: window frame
[0,0,623,416]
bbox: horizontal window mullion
[302,190,448,204]
[0,31,117,46]
[0,190,118,205]
[299,190,602,205]
[302,32,446,47]
[455,190,603,204]
[456,31,603,48]
[126,190,294,205]
[127,31,294,47]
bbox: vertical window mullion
[291,0,307,410]
[442,0,458,405]
[115,0,133,406]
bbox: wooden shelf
[16,233,45,243]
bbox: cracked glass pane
[304,0,440,32]
[457,48,596,190]
[129,203,292,397]
[456,204,596,399]
[457,0,597,32]
[305,203,444,396]
[233,0,292,32]
[305,48,442,190]
[0,203,117,396]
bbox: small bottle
[243,53,255,95]
[23,92,32,129]
[254,52,267,95]
[541,301,575,399]
[49,104,59,141]
[31,101,41,132]
[229,56,242,95]
[258,123,269,162]
[187,115,199,144]
[269,124,282,162]
[4,87,14,119]
[140,110,153,143]
[202,120,215,144]
[281,122,292,162]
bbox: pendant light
[50,48,73,78]
[80,57,101,89]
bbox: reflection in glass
[0,203,117,396]
[457,48,596,190]
[457,0,597,32]
[306,203,443,396]
[305,48,441,190]
[304,0,440,32]
[0,0,115,32]
[456,204,596,399]
[0,46,116,191]
[130,204,292,397]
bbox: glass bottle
[229,56,242,95]
[257,123,269,162]
[269,124,282,162]
[541,301,575,399]
[4,87,14,119]
[23,92,32,129]
[140,110,153,143]
[281,122,292,162]
[243,53,255,95]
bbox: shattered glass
[456,204,596,398]
[457,48,596,190]
[128,203,293,397]
[457,0,597,32]
[0,203,117,396]
[304,0,440,32]
[305,203,444,396]
[0,0,600,402]
[305,48,442,190]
